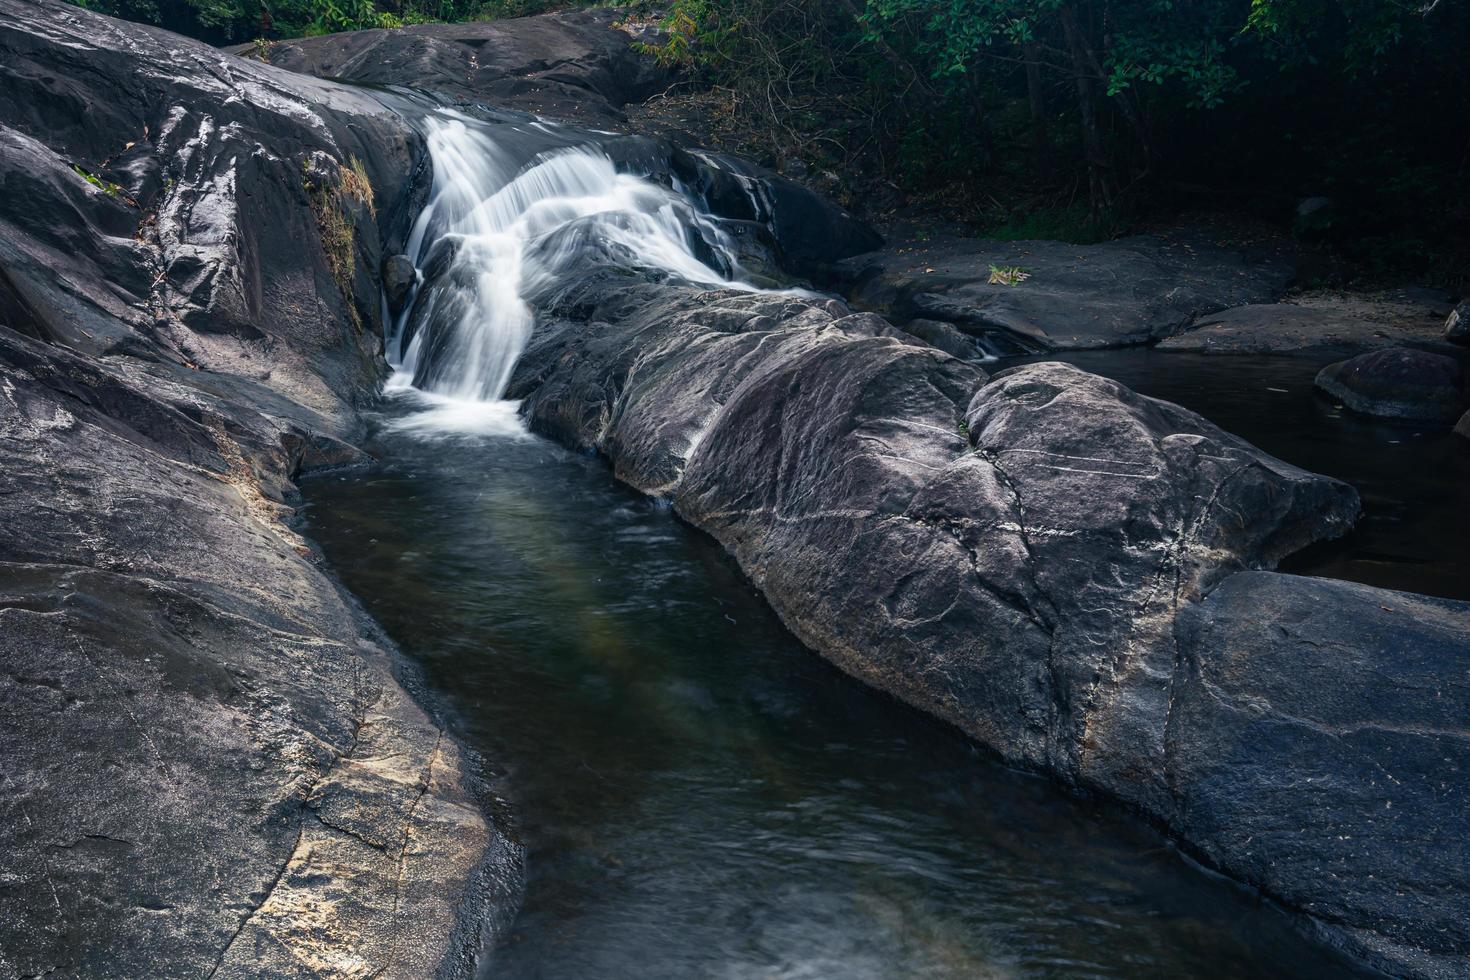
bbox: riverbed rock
[0,1,519,975]
[238,8,673,124]
[1172,572,1470,979]
[668,147,882,271]
[1314,347,1465,423]
[500,264,1470,977]
[384,253,418,313]
[832,231,1293,351]
[1160,288,1457,356]
[901,316,992,361]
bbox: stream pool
[295,346,1448,979]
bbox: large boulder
[238,9,673,124]
[502,270,1470,974]
[501,266,1470,975]
[0,332,518,979]
[831,230,1293,351]
[0,1,519,974]
[1315,347,1465,423]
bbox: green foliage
[71,164,125,199]
[986,263,1030,285]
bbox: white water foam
[384,112,765,435]
[380,369,533,439]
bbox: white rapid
[386,112,762,433]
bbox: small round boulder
[1315,347,1465,423]
[1446,300,1470,345]
[382,253,417,313]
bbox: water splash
[386,112,764,433]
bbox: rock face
[1315,347,1466,423]
[0,1,519,975]
[832,232,1293,351]
[668,146,883,272]
[499,267,1470,977]
[239,9,673,124]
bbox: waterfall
[385,112,763,434]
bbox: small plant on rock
[304,154,375,330]
[987,264,1030,286]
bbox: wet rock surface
[1315,347,1466,423]
[831,232,1293,352]
[500,268,1470,978]
[1172,572,1470,980]
[0,1,519,975]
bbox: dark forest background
[71,0,1470,288]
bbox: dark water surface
[299,353,1401,979]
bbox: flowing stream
[303,423,1370,979]
[383,110,768,434]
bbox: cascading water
[385,111,768,433]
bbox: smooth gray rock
[1448,300,1470,344]
[1161,288,1457,356]
[237,9,674,124]
[0,1,520,975]
[832,232,1293,351]
[901,316,990,360]
[499,269,1470,976]
[1315,347,1465,423]
[668,147,882,270]
[1173,572,1470,979]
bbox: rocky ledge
[0,1,520,975]
[1159,288,1460,357]
[827,229,1294,352]
[234,8,670,126]
[500,269,1470,978]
